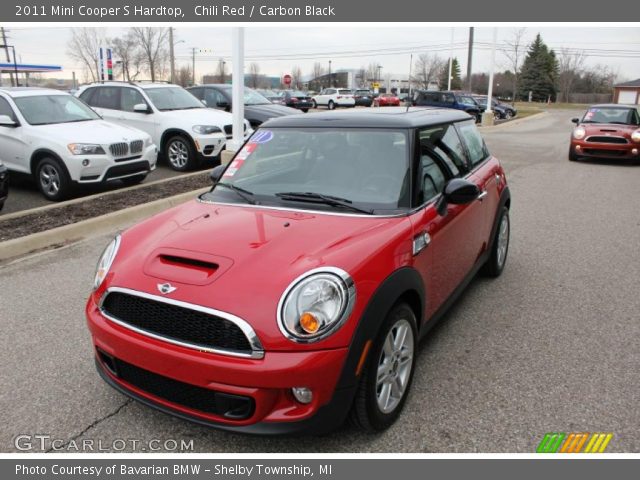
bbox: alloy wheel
[376,318,414,414]
[39,164,61,197]
[168,139,189,169]
[497,213,510,268]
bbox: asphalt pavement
[1,108,639,452]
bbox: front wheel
[36,157,72,201]
[312,100,318,109]
[568,148,580,162]
[350,303,417,432]
[165,135,197,171]
[481,206,510,277]
[328,100,336,110]
[301,108,309,113]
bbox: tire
[568,148,580,162]
[328,100,336,110]
[120,173,148,187]
[164,135,197,171]
[35,157,72,201]
[301,108,309,113]
[505,112,513,120]
[312,100,318,109]
[350,303,417,432]
[481,206,510,277]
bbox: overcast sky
[4,26,639,82]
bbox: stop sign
[283,74,292,86]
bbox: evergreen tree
[519,34,559,101]
[439,57,462,90]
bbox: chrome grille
[109,142,129,157]
[129,140,144,154]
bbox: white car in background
[311,88,356,110]
[77,82,252,171]
[0,88,156,201]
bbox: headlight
[277,267,356,343]
[192,125,222,135]
[631,130,640,143]
[68,143,106,155]
[573,127,586,140]
[93,235,121,290]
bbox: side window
[417,148,449,205]
[121,88,146,112]
[92,87,120,110]
[0,96,17,121]
[189,87,203,100]
[443,93,455,104]
[458,120,490,167]
[204,89,227,108]
[78,88,95,105]
[419,124,467,176]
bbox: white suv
[77,82,252,171]
[0,88,157,201]
[312,88,355,110]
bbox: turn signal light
[299,312,320,334]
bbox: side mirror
[133,103,150,114]
[571,117,580,124]
[209,164,226,184]
[0,114,17,127]
[436,178,481,216]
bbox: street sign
[283,74,292,86]
[372,82,380,89]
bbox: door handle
[477,190,488,201]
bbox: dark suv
[413,91,483,123]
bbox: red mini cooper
[86,107,511,434]
[569,104,640,162]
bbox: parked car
[256,89,282,103]
[312,88,355,110]
[187,85,301,128]
[569,104,640,162]
[86,106,511,434]
[0,88,156,201]
[473,96,517,120]
[0,160,8,211]
[277,90,314,113]
[413,90,483,123]
[77,82,252,171]
[374,93,401,107]
[353,89,374,107]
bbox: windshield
[221,87,271,105]
[355,90,371,95]
[145,87,204,111]
[202,128,411,213]
[458,96,477,106]
[289,91,308,98]
[582,107,636,124]
[14,95,100,126]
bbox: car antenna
[406,53,413,112]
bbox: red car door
[410,125,486,320]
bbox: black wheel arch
[336,266,425,392]
[30,149,70,179]
[487,186,511,249]
[160,129,196,153]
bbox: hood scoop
[599,128,618,132]
[143,247,233,286]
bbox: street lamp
[328,60,332,87]
[0,44,20,87]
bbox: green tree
[519,33,559,101]
[439,57,462,90]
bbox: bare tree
[413,54,444,89]
[557,48,587,103]
[131,27,169,82]
[291,65,303,89]
[67,28,104,82]
[311,62,325,80]
[110,31,144,81]
[175,65,192,87]
[355,66,367,88]
[248,62,261,88]
[215,58,227,83]
[500,27,527,103]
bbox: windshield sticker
[251,130,274,144]
[236,143,256,160]
[584,111,595,119]
[223,159,245,177]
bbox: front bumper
[193,133,226,157]
[86,298,352,434]
[73,145,158,183]
[571,140,640,159]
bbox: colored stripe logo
[537,433,613,453]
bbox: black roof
[614,78,640,88]
[590,104,638,109]
[194,84,230,89]
[262,107,472,129]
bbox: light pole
[191,47,211,86]
[377,65,383,91]
[328,60,332,87]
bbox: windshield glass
[582,107,635,124]
[458,96,477,106]
[145,87,204,111]
[221,87,271,105]
[289,91,308,98]
[14,94,100,126]
[202,128,411,213]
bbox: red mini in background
[86,107,510,434]
[569,104,640,162]
[374,93,401,107]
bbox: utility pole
[191,47,197,86]
[328,60,332,87]
[447,27,454,90]
[169,27,175,84]
[1,27,14,87]
[466,27,474,92]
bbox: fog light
[291,387,313,404]
[632,148,638,155]
[82,159,90,166]
[575,145,581,151]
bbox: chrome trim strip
[99,286,264,359]
[276,266,357,344]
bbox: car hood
[32,120,149,144]
[244,103,302,120]
[161,108,235,126]
[109,200,411,350]
[581,123,637,134]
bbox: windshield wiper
[215,182,257,205]
[275,191,374,214]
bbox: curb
[0,187,209,263]
[479,111,548,131]
[0,169,206,222]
